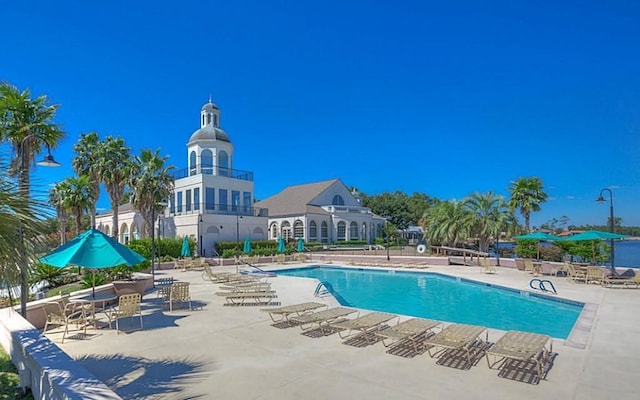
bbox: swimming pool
[277,266,583,339]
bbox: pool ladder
[529,278,557,295]
[314,281,333,297]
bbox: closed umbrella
[296,238,305,252]
[277,237,286,254]
[243,237,252,254]
[180,236,191,258]
[40,228,146,297]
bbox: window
[205,187,214,211]
[201,149,213,175]
[189,151,197,176]
[214,114,218,126]
[270,223,278,240]
[350,222,359,240]
[231,191,240,212]
[337,221,346,241]
[207,114,211,124]
[194,188,200,211]
[177,192,183,213]
[219,189,228,211]
[309,221,317,241]
[243,192,252,214]
[294,220,304,239]
[282,221,291,241]
[321,221,328,243]
[218,151,229,176]
[332,195,345,206]
[170,192,176,214]
[186,190,192,212]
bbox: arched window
[207,114,211,124]
[201,149,213,175]
[120,223,129,244]
[294,220,304,239]
[218,151,229,176]
[132,223,140,240]
[337,221,346,241]
[332,195,345,206]
[349,222,359,241]
[104,225,111,236]
[309,221,317,241]
[270,223,278,240]
[321,221,328,243]
[202,115,205,126]
[214,114,218,127]
[281,221,291,241]
[189,151,197,176]
[361,222,367,242]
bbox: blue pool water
[277,266,583,339]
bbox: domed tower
[187,97,234,176]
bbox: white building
[255,179,385,243]
[95,98,268,257]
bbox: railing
[171,164,254,181]
[170,203,267,217]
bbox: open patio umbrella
[39,228,146,297]
[243,237,252,254]
[296,238,305,252]
[514,232,561,259]
[180,236,191,258]
[559,230,629,271]
[277,237,286,254]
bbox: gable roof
[256,179,343,217]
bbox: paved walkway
[50,262,640,399]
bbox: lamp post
[18,134,61,317]
[198,214,203,257]
[235,213,242,273]
[150,206,156,287]
[384,219,390,261]
[596,188,615,274]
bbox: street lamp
[596,188,615,274]
[150,201,166,287]
[235,213,243,273]
[18,134,61,317]
[198,214,203,257]
[384,219,390,261]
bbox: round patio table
[71,293,118,329]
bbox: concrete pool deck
[48,262,640,399]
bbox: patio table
[71,293,118,329]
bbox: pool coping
[272,263,594,348]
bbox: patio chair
[276,254,286,264]
[331,312,398,344]
[289,307,359,333]
[523,259,535,273]
[261,302,328,322]
[479,257,496,274]
[424,323,488,367]
[586,266,605,284]
[165,282,192,311]
[107,293,143,334]
[376,318,442,352]
[485,330,553,379]
[602,271,640,288]
[565,263,587,283]
[42,301,88,343]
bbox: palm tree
[508,177,548,232]
[465,192,510,253]
[49,182,71,245]
[422,200,474,247]
[97,136,132,240]
[0,83,64,192]
[129,149,175,237]
[72,131,102,228]
[60,175,94,235]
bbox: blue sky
[2,1,639,227]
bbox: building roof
[188,125,231,143]
[96,202,134,217]
[255,179,342,217]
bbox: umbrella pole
[92,270,96,298]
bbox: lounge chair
[479,257,496,274]
[221,291,278,306]
[602,271,640,288]
[485,330,553,379]
[331,312,398,344]
[218,283,272,292]
[261,302,328,322]
[376,318,441,352]
[565,263,587,283]
[586,266,605,284]
[424,323,488,367]
[289,307,359,333]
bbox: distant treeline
[567,225,640,237]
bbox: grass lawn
[0,347,33,400]
[46,283,85,297]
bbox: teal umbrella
[243,237,252,254]
[277,237,286,253]
[514,232,561,259]
[296,238,305,252]
[40,228,146,296]
[180,236,191,258]
[558,230,629,241]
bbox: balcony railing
[171,164,254,181]
[169,202,267,217]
